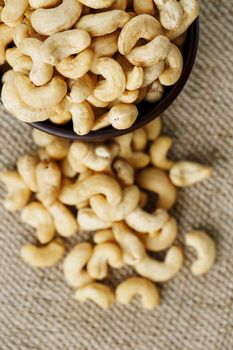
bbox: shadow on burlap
[0,1,233,349]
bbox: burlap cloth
[0,1,233,349]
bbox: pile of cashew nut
[0,116,216,310]
[0,0,199,135]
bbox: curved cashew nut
[0,171,31,212]
[92,112,110,131]
[35,161,61,207]
[77,208,112,231]
[128,152,150,169]
[56,48,94,79]
[141,217,178,251]
[90,186,140,222]
[118,90,139,104]
[109,103,138,130]
[133,0,155,15]
[75,283,115,309]
[0,24,14,65]
[144,80,164,103]
[185,230,216,276]
[137,167,177,209]
[19,38,53,86]
[127,35,171,67]
[14,73,67,109]
[6,48,32,74]
[159,44,183,86]
[144,116,162,141]
[150,136,174,170]
[132,128,147,151]
[63,243,93,288]
[87,94,109,108]
[116,277,160,309]
[17,154,39,192]
[126,66,144,91]
[32,129,56,147]
[112,222,146,266]
[69,101,94,136]
[60,157,77,179]
[67,147,88,174]
[40,29,91,66]
[1,0,28,26]
[20,239,65,268]
[45,138,70,160]
[93,229,115,244]
[169,161,212,187]
[113,159,135,186]
[67,74,94,104]
[29,0,61,9]
[142,62,165,88]
[87,243,124,279]
[31,0,83,35]
[118,14,162,55]
[135,246,184,282]
[49,98,72,126]
[165,0,199,40]
[76,10,130,37]
[125,207,169,234]
[94,58,126,102]
[78,0,115,8]
[48,201,78,237]
[21,202,55,244]
[155,0,183,30]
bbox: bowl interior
[0,20,199,142]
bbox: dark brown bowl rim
[1,19,199,141]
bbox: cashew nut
[29,0,61,9]
[67,74,94,104]
[92,112,111,131]
[63,243,93,288]
[36,161,61,207]
[112,222,146,266]
[87,94,109,108]
[150,136,174,170]
[32,129,56,147]
[125,207,169,234]
[154,0,183,30]
[108,0,127,11]
[159,44,183,85]
[0,171,31,212]
[93,229,115,244]
[144,116,162,140]
[76,10,130,37]
[45,138,70,160]
[94,58,126,102]
[185,230,216,276]
[19,38,53,86]
[1,69,15,83]
[31,0,83,35]
[60,157,77,178]
[142,61,165,87]
[69,101,95,136]
[109,103,138,130]
[78,0,115,8]
[126,66,144,91]
[118,14,163,55]
[75,283,115,309]
[135,86,148,103]
[116,277,160,309]
[133,0,156,15]
[17,154,39,192]
[137,167,177,209]
[113,159,134,186]
[118,90,139,104]
[87,243,124,279]
[1,0,28,27]
[0,24,14,65]
[21,202,56,244]
[135,246,184,282]
[144,80,164,103]
[132,128,147,151]
[48,201,78,237]
[6,48,32,74]
[78,208,112,231]
[169,161,212,187]
[20,239,65,268]
[40,29,91,66]
[67,146,88,173]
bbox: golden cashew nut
[144,116,162,140]
[19,38,53,86]
[75,283,115,309]
[69,101,94,136]
[40,29,91,66]
[90,185,140,222]
[185,230,217,276]
[68,75,94,104]
[1,0,28,26]
[135,246,184,282]
[92,112,111,131]
[133,0,156,15]
[20,239,65,268]
[77,208,112,231]
[109,103,138,130]
[142,62,165,88]
[0,171,31,212]
[116,277,160,309]
[118,14,163,55]
[17,154,39,192]
[48,201,78,237]
[112,222,146,266]
[0,24,14,65]
[113,159,135,186]
[132,128,147,151]
[63,243,93,288]
[154,0,183,30]
[93,229,115,244]
[150,135,174,170]
[169,161,212,187]
[21,202,56,244]
[94,58,126,103]
[144,80,164,103]
[137,167,177,209]
[76,10,130,37]
[78,0,115,8]
[31,0,83,35]
[14,73,67,109]
[87,243,124,279]
[125,207,169,234]
[159,44,183,85]
[35,161,61,207]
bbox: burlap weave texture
[0,1,233,349]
